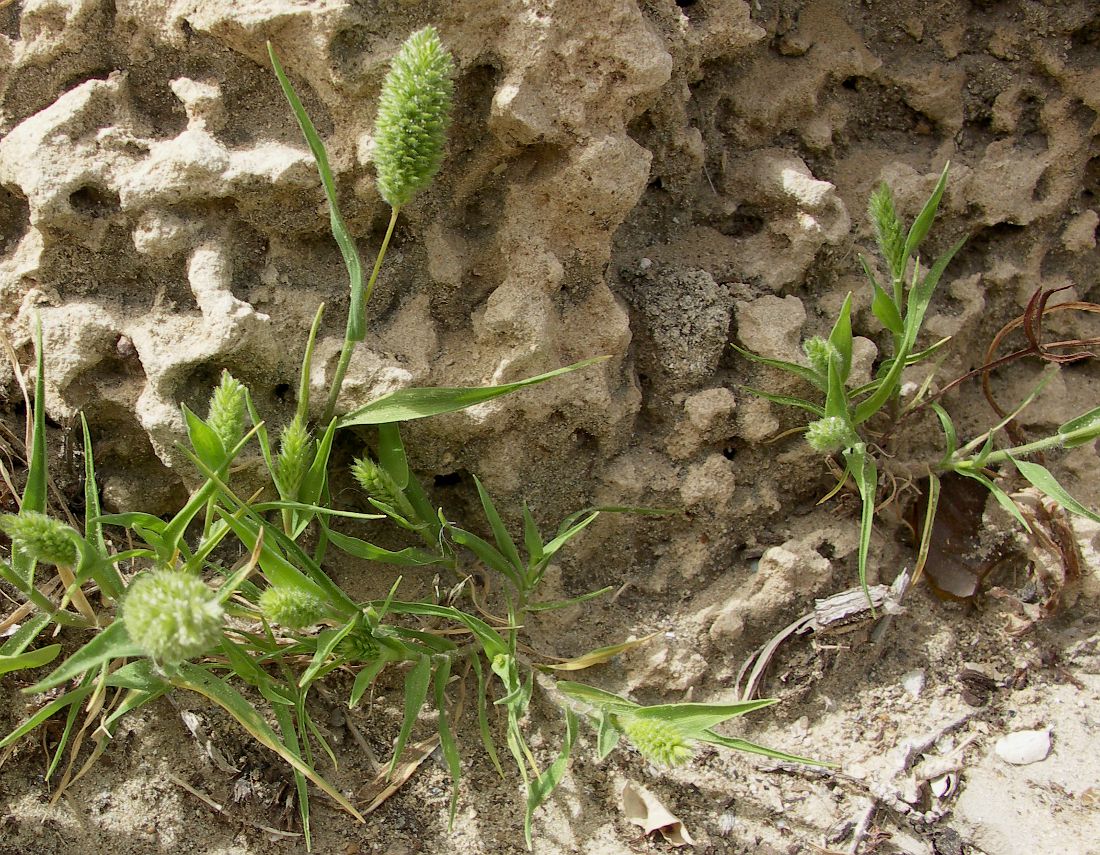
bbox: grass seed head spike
[869,182,905,278]
[803,337,839,377]
[275,415,312,497]
[372,26,454,209]
[259,585,327,629]
[0,511,78,567]
[351,456,404,507]
[619,715,695,767]
[122,568,224,667]
[805,416,858,453]
[337,623,381,662]
[207,370,246,452]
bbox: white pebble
[995,728,1052,765]
[902,669,926,698]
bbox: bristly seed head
[337,623,381,662]
[372,26,454,209]
[869,182,906,279]
[805,416,858,453]
[802,337,839,378]
[259,585,327,629]
[275,415,312,499]
[351,455,404,509]
[122,568,224,667]
[0,511,78,567]
[207,370,246,453]
[620,715,696,767]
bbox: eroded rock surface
[0,0,1096,568]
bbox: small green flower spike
[805,416,858,453]
[122,568,224,667]
[0,511,78,567]
[620,716,696,767]
[207,370,246,452]
[802,337,839,377]
[372,26,454,209]
[275,415,312,498]
[259,585,326,629]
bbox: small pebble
[995,727,1052,765]
[902,669,926,698]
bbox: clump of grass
[736,164,1100,601]
[0,27,819,853]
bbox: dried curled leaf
[621,781,694,847]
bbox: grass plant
[736,164,1100,601]
[0,27,818,850]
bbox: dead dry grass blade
[357,735,440,813]
[0,578,61,635]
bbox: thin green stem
[322,207,401,424]
[977,433,1064,467]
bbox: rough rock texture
[1,1,1099,849]
[1,0,1097,520]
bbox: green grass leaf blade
[951,469,1030,532]
[337,357,609,427]
[523,707,577,850]
[701,731,831,766]
[740,387,825,417]
[181,404,227,469]
[377,423,410,490]
[447,525,522,586]
[10,316,49,586]
[26,620,143,694]
[471,654,503,777]
[433,657,462,828]
[473,475,523,573]
[0,643,61,676]
[0,613,50,656]
[1010,458,1100,524]
[845,446,878,604]
[216,510,331,602]
[172,662,364,822]
[630,699,778,734]
[827,292,854,383]
[541,511,601,559]
[348,657,388,709]
[730,344,824,390]
[104,660,170,692]
[378,601,507,659]
[1059,406,1100,448]
[100,685,169,734]
[902,162,950,262]
[300,619,359,688]
[45,670,93,780]
[268,43,365,343]
[297,418,338,513]
[929,402,957,462]
[521,504,543,570]
[389,655,432,777]
[556,681,640,715]
[23,315,48,516]
[325,528,443,567]
[525,586,614,612]
[824,348,848,421]
[272,702,312,852]
[913,471,940,587]
[595,710,622,761]
[80,414,108,556]
[860,255,903,335]
[0,685,95,749]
